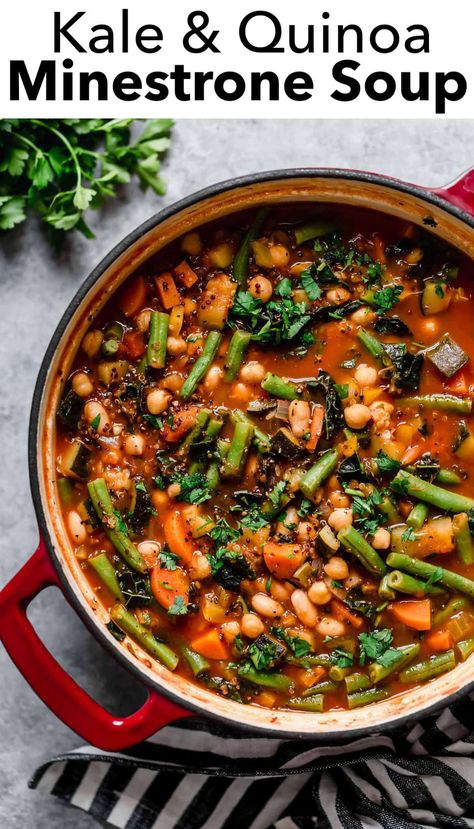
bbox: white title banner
[1,0,473,117]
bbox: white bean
[124,434,145,456]
[137,540,161,559]
[308,581,332,605]
[241,613,265,638]
[291,590,318,627]
[316,617,346,638]
[84,400,111,435]
[251,593,284,618]
[67,510,87,545]
[288,400,311,439]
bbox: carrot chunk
[263,542,303,579]
[163,509,196,565]
[191,629,229,661]
[119,276,148,317]
[162,407,199,443]
[120,330,146,359]
[400,444,424,466]
[155,272,181,309]
[151,565,190,611]
[174,260,199,288]
[330,598,364,630]
[447,370,469,395]
[425,628,453,652]
[390,599,432,631]
[306,405,325,453]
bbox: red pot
[2,168,474,752]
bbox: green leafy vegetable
[168,596,188,616]
[358,629,399,666]
[173,472,211,505]
[158,550,180,570]
[376,451,402,475]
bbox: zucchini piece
[317,523,340,555]
[60,440,91,480]
[250,240,274,269]
[57,477,74,505]
[454,422,474,461]
[390,517,454,557]
[270,427,305,459]
[97,360,129,386]
[424,334,468,379]
[421,280,451,315]
[57,389,84,431]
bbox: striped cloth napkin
[30,691,474,829]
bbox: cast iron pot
[1,168,474,752]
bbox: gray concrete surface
[1,119,474,828]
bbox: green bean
[89,553,124,602]
[294,220,335,246]
[180,331,223,400]
[368,643,420,685]
[387,553,474,599]
[238,665,292,692]
[391,470,474,513]
[87,478,147,573]
[398,394,472,415]
[287,695,324,712]
[378,573,396,600]
[179,409,210,456]
[231,409,271,454]
[261,372,300,401]
[147,311,169,370]
[222,420,254,478]
[453,513,474,565]
[378,496,400,524]
[433,597,469,627]
[399,650,455,683]
[357,328,386,362]
[299,449,339,499]
[224,330,253,381]
[206,440,229,491]
[233,207,268,287]
[329,665,351,682]
[347,687,389,709]
[110,604,179,671]
[456,637,474,661]
[102,338,120,357]
[182,646,210,677]
[302,681,339,698]
[437,469,463,486]
[338,526,387,576]
[386,570,444,596]
[205,416,225,439]
[57,477,74,506]
[406,502,429,530]
[262,482,292,519]
[285,653,333,668]
[344,673,371,694]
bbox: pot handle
[434,169,474,215]
[0,540,190,751]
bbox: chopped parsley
[167,596,188,616]
[358,629,399,667]
[239,504,270,533]
[352,489,385,536]
[373,285,403,314]
[229,290,311,344]
[173,472,211,505]
[144,414,164,429]
[300,265,322,301]
[271,626,312,659]
[90,413,101,431]
[268,480,288,512]
[375,451,402,475]
[401,527,417,543]
[158,550,180,570]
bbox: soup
[55,204,474,713]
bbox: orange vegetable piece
[119,276,148,317]
[191,629,229,661]
[400,444,424,466]
[163,509,196,565]
[155,272,181,310]
[306,405,325,452]
[120,330,146,359]
[151,565,190,611]
[330,598,364,630]
[390,599,432,631]
[447,370,469,395]
[162,407,199,443]
[425,628,453,652]
[263,542,304,579]
[174,260,198,288]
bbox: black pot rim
[28,167,474,742]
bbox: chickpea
[241,613,265,638]
[167,482,181,499]
[204,365,224,391]
[291,590,318,627]
[161,373,183,393]
[230,382,251,404]
[328,490,350,509]
[354,363,378,387]
[151,489,169,510]
[124,434,145,456]
[102,448,121,465]
[135,309,151,333]
[296,521,317,543]
[344,403,372,430]
[82,329,103,358]
[369,401,394,431]
[317,617,346,638]
[288,400,311,439]
[67,510,87,545]
[327,509,353,533]
[326,287,351,305]
[240,361,266,385]
[251,593,284,618]
[248,275,273,303]
[147,388,171,415]
[84,400,111,435]
[167,336,187,356]
[221,621,240,643]
[269,244,290,268]
[72,371,94,398]
[308,581,332,606]
[181,231,203,256]
[190,552,212,581]
[372,527,391,550]
[324,556,350,580]
[104,468,131,491]
[350,306,376,326]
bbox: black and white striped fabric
[30,692,474,829]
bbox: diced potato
[396,423,415,445]
[391,518,454,559]
[97,360,129,386]
[421,281,452,315]
[202,597,227,625]
[169,305,184,337]
[197,274,236,330]
[251,240,274,269]
[208,243,233,269]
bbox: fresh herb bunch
[0,118,173,241]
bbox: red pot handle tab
[433,169,474,216]
[0,540,190,751]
